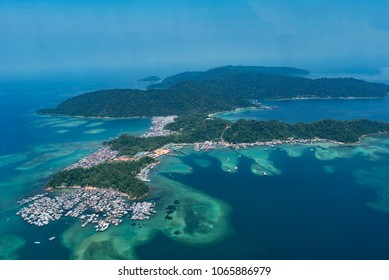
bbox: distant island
[138,76,161,82]
[38,65,389,118]
[147,65,310,90]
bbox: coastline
[209,106,259,117]
[266,96,385,101]
[36,111,152,120]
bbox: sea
[2,73,389,259]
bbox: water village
[17,193,48,206]
[16,188,157,231]
[65,147,119,170]
[141,115,177,138]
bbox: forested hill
[147,65,310,89]
[38,66,389,118]
[106,114,389,157]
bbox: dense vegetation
[107,114,229,156]
[107,135,175,156]
[166,114,389,143]
[106,114,389,157]
[38,66,389,118]
[224,119,389,143]
[47,157,153,198]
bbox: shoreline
[167,132,389,152]
[36,111,152,120]
[267,96,385,101]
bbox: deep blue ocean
[2,74,389,259]
[138,146,389,259]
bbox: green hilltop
[38,65,389,118]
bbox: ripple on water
[0,142,101,212]
[0,234,26,259]
[354,165,389,212]
[56,130,70,134]
[33,118,69,128]
[0,153,28,168]
[323,165,336,174]
[15,144,81,171]
[52,120,88,128]
[83,129,106,134]
[85,122,104,128]
[62,224,147,259]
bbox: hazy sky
[1,0,389,77]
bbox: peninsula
[38,65,389,118]
[45,114,389,196]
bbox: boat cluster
[64,147,118,170]
[129,202,156,220]
[16,196,64,226]
[16,188,156,231]
[17,193,48,206]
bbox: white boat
[34,241,41,245]
[48,236,56,241]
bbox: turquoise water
[3,76,389,259]
[0,77,151,259]
[137,141,389,259]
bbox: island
[138,76,161,82]
[18,65,389,233]
[38,65,389,118]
